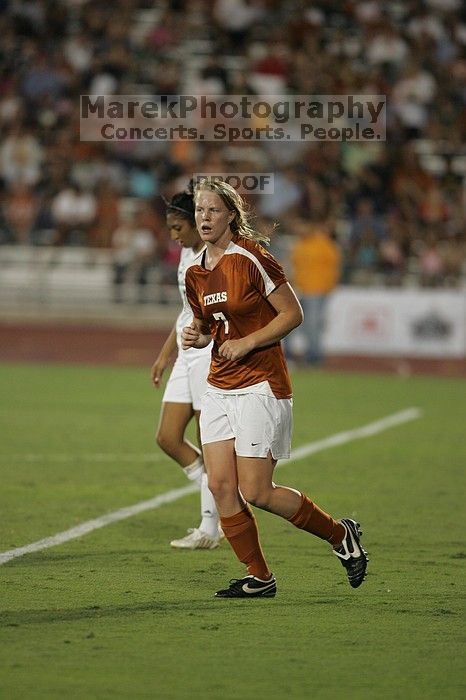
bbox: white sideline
[0,407,422,566]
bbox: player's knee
[156,429,177,457]
[207,476,235,501]
[206,476,222,498]
[240,483,271,509]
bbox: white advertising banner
[322,288,466,358]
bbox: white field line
[285,407,422,463]
[0,407,422,566]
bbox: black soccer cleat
[215,574,277,598]
[333,518,369,589]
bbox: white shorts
[200,391,293,460]
[162,351,210,411]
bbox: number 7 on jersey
[213,312,229,335]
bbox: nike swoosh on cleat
[241,581,275,594]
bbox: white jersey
[176,246,212,357]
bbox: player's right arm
[151,324,177,387]
[181,318,212,350]
[183,268,211,350]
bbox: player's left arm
[218,283,303,361]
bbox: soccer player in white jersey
[151,187,221,549]
[182,178,368,597]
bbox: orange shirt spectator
[285,220,341,366]
[290,221,341,295]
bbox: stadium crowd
[0,0,465,290]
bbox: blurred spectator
[2,183,37,245]
[349,198,387,244]
[301,177,332,222]
[63,32,94,75]
[213,0,264,51]
[146,9,178,52]
[51,182,96,246]
[392,61,437,139]
[157,237,182,304]
[0,125,43,187]
[153,58,182,94]
[365,23,409,68]
[407,7,446,42]
[249,40,291,93]
[0,82,22,126]
[227,70,257,95]
[419,234,445,287]
[21,53,66,104]
[128,164,158,200]
[90,183,120,249]
[418,183,450,226]
[350,229,379,285]
[286,219,341,366]
[32,192,55,246]
[111,207,158,304]
[258,168,302,219]
[440,237,465,286]
[378,235,406,286]
[198,56,231,93]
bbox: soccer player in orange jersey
[182,178,368,597]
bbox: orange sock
[220,505,271,580]
[288,493,345,545]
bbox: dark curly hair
[165,180,195,225]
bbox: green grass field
[0,363,465,700]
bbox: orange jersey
[185,235,293,399]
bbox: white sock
[199,472,220,538]
[183,456,204,488]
